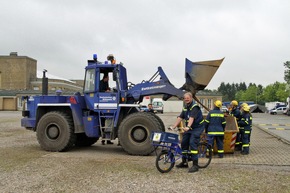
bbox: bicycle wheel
[197,142,212,168]
[155,150,175,173]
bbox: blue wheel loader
[21,54,223,155]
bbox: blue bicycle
[151,131,212,173]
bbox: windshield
[84,69,95,92]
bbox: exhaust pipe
[42,69,48,95]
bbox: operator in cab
[170,92,204,173]
[99,74,111,92]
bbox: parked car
[140,105,148,111]
[269,107,287,115]
[283,108,288,115]
[152,99,164,114]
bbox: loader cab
[84,64,119,111]
[84,66,117,93]
[83,59,129,108]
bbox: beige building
[0,52,83,110]
[0,52,37,90]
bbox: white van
[152,98,164,114]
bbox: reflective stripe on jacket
[180,102,204,128]
[238,112,252,131]
[205,107,226,135]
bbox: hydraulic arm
[127,58,224,103]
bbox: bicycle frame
[151,133,213,162]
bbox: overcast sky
[1,0,289,89]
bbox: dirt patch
[0,111,290,193]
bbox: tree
[218,82,241,101]
[284,61,290,83]
[238,82,247,91]
[262,82,287,102]
[217,81,286,104]
[235,85,258,103]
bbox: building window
[199,98,204,110]
[18,97,23,108]
[33,86,39,90]
[207,99,212,109]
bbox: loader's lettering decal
[141,85,166,91]
[99,96,117,102]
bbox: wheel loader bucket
[181,58,224,94]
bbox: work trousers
[181,126,204,161]
[208,135,224,156]
[242,129,251,153]
[236,128,244,150]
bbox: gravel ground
[0,111,290,193]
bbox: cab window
[84,69,95,92]
[99,71,117,92]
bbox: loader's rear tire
[36,111,76,152]
[118,112,163,155]
[75,133,99,147]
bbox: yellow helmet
[231,100,238,106]
[243,105,250,112]
[241,103,248,108]
[214,100,222,108]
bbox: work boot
[176,158,188,168]
[241,151,249,155]
[235,145,242,151]
[188,160,199,173]
[107,140,114,145]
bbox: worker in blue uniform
[170,92,204,173]
[230,100,242,150]
[204,100,226,158]
[238,105,252,155]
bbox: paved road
[160,112,290,145]
[253,113,290,144]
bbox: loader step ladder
[99,113,116,140]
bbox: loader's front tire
[151,113,165,131]
[118,112,163,155]
[36,111,76,152]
